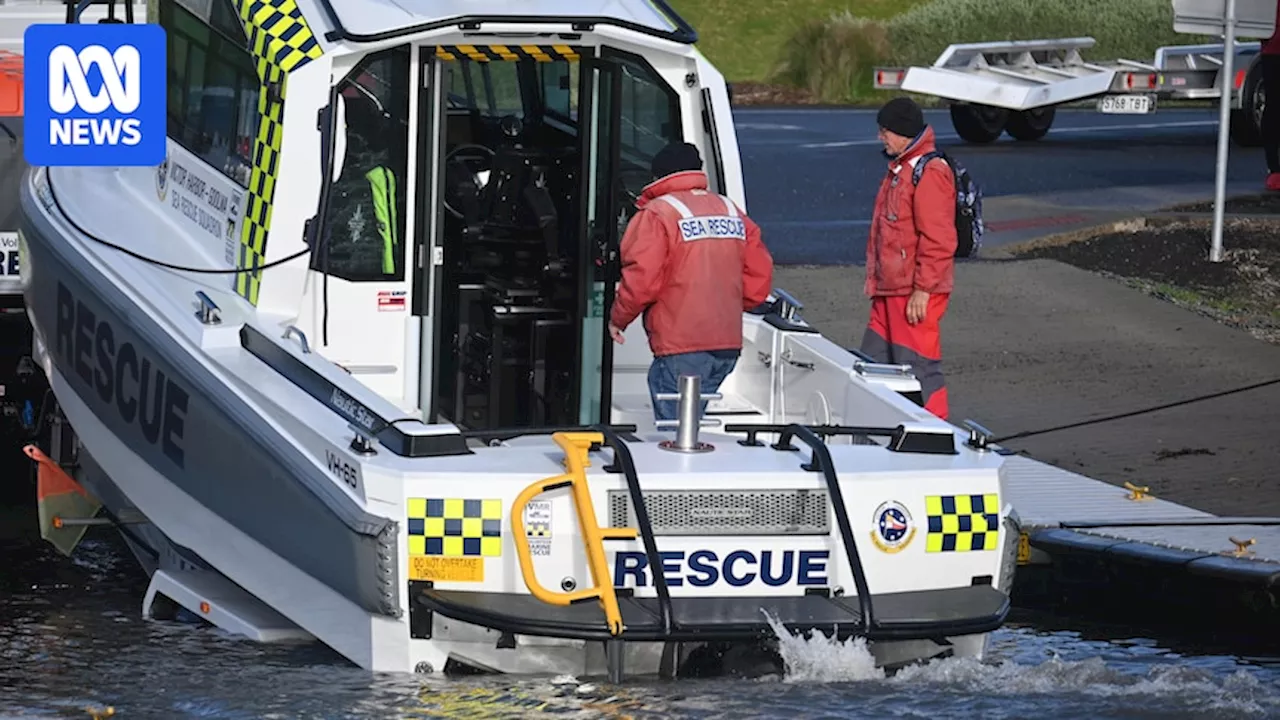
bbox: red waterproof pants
[859,293,950,420]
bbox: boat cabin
[151,0,744,432]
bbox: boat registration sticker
[409,556,484,583]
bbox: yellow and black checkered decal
[407,498,503,557]
[925,494,999,552]
[435,44,580,63]
[232,0,324,305]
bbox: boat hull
[20,171,412,670]
[41,424,1009,680]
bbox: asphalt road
[2,108,1257,267]
[735,107,1261,264]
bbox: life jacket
[365,166,398,274]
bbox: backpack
[911,150,983,258]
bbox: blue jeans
[647,350,740,422]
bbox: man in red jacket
[861,97,957,420]
[608,142,775,421]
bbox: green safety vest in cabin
[365,166,398,275]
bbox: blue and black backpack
[911,150,983,259]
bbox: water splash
[762,609,883,683]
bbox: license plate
[1098,94,1153,114]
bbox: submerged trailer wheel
[949,103,1008,143]
[1005,106,1056,141]
[1230,55,1264,148]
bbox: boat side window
[443,60,473,110]
[607,51,682,219]
[481,62,524,118]
[441,60,527,116]
[540,60,579,132]
[315,46,412,283]
[161,0,259,188]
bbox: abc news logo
[24,24,166,167]
[48,44,143,146]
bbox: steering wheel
[442,143,496,219]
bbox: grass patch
[884,0,1201,66]
[770,12,892,103]
[669,0,920,83]
[758,0,1213,104]
[1152,282,1210,307]
[1151,282,1248,314]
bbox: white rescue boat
[17,0,1018,680]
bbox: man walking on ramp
[861,97,957,420]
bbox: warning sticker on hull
[409,556,484,583]
[378,290,406,311]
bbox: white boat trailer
[873,37,1266,146]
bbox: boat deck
[1002,453,1280,583]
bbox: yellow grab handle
[510,432,637,636]
[511,472,604,605]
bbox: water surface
[2,517,1278,719]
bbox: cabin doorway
[419,45,683,431]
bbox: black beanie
[651,141,702,180]
[877,96,925,138]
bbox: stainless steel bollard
[654,374,721,453]
[673,374,702,449]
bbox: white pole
[1210,0,1237,263]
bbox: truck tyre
[949,103,1008,143]
[1231,56,1264,147]
[1005,106,1056,141]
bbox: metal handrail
[774,424,876,632]
[193,291,221,325]
[725,422,898,447]
[595,424,673,638]
[282,324,312,353]
[510,432,637,635]
[65,0,135,23]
